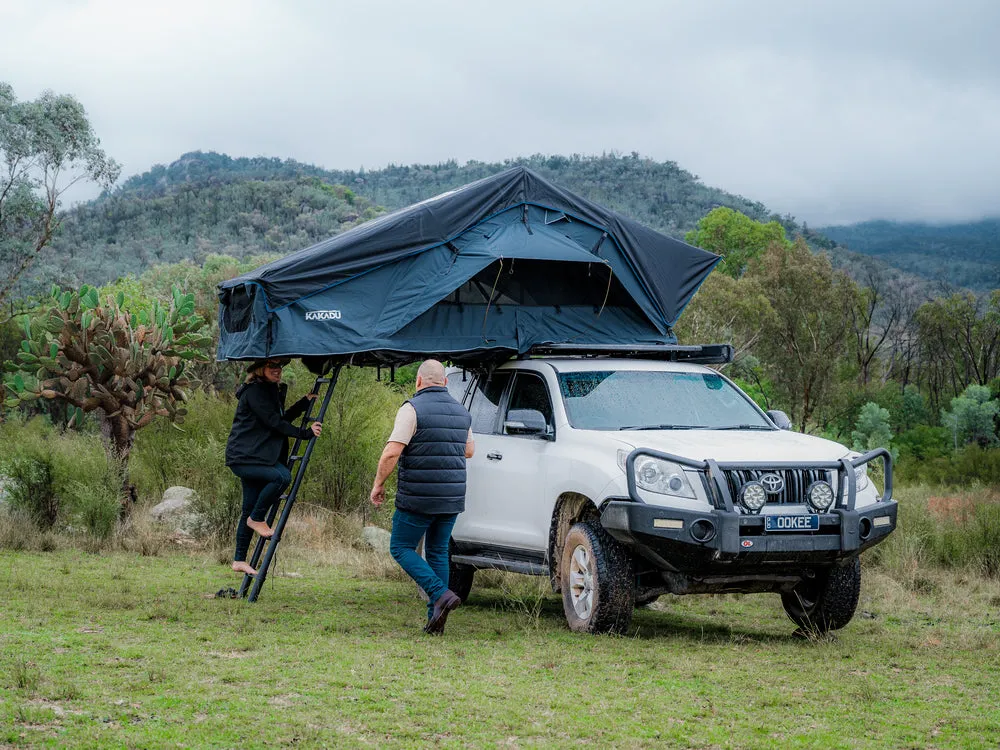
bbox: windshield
[557,370,772,431]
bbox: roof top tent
[216,166,721,370]
[215,166,723,602]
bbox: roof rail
[520,343,734,365]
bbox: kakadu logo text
[305,310,342,321]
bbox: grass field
[3,537,1000,749]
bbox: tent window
[451,259,635,309]
[222,286,255,333]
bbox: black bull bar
[601,448,897,562]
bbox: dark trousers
[390,508,459,618]
[229,463,292,562]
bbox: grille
[722,468,833,506]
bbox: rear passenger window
[469,372,511,434]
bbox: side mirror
[504,408,550,437]
[766,409,793,430]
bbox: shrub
[3,453,58,528]
[898,445,1000,486]
[870,485,1000,580]
[131,389,241,542]
[299,367,399,513]
[0,415,123,536]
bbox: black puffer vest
[395,386,472,515]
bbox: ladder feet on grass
[236,365,341,602]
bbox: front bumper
[602,448,897,573]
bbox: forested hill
[35,151,806,291]
[38,160,383,289]
[36,149,942,295]
[818,219,1000,293]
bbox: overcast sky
[2,0,998,225]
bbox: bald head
[415,359,446,390]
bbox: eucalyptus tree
[0,82,120,306]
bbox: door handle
[487,452,503,461]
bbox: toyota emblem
[760,473,785,494]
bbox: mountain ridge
[30,150,990,299]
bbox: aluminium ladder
[237,365,342,602]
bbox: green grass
[3,545,1000,749]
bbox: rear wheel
[449,559,475,603]
[560,521,634,634]
[781,557,861,633]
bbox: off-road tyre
[781,557,861,633]
[560,520,635,634]
[449,560,475,603]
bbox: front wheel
[781,557,861,633]
[560,521,634,634]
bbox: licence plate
[765,515,819,532]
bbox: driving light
[739,481,767,513]
[633,456,696,499]
[806,481,835,512]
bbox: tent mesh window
[222,286,255,334]
[447,259,637,312]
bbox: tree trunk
[99,412,137,517]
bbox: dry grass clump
[870,484,1000,584]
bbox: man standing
[371,359,474,634]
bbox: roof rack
[520,343,734,365]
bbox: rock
[360,525,391,554]
[149,486,202,535]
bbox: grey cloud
[2,0,997,225]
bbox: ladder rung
[316,377,332,384]
[289,455,302,461]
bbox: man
[371,359,474,634]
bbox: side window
[505,372,554,435]
[469,371,512,434]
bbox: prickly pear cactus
[3,284,212,463]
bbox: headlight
[847,453,870,492]
[854,464,869,492]
[806,481,835,512]
[633,455,696,499]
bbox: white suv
[445,353,896,634]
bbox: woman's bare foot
[246,519,274,538]
[232,561,257,576]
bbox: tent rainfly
[216,166,721,366]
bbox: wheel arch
[548,491,601,592]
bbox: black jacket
[225,380,313,467]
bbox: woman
[225,358,323,576]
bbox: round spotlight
[739,481,767,513]
[806,481,835,512]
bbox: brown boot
[424,590,462,635]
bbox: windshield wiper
[713,424,775,431]
[618,424,709,431]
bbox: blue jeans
[229,463,292,562]
[390,508,459,618]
